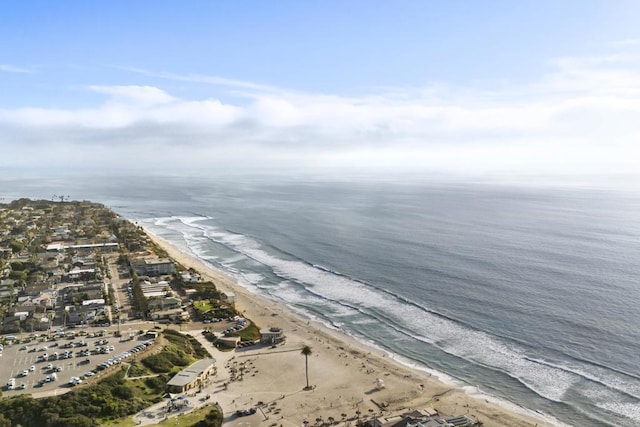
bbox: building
[260,327,285,345]
[222,291,236,305]
[180,272,200,283]
[166,358,216,393]
[131,257,175,276]
[148,296,182,311]
[150,308,189,322]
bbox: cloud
[120,67,279,92]
[1,45,640,176]
[0,64,31,73]
[88,85,177,106]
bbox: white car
[68,376,82,385]
[20,370,29,377]
[29,365,35,372]
[84,371,95,377]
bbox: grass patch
[230,322,260,341]
[193,300,212,312]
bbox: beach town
[0,199,556,427]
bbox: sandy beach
[147,231,559,427]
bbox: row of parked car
[95,340,154,371]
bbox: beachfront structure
[166,358,216,393]
[131,257,175,276]
[222,291,236,305]
[260,327,285,345]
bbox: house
[180,272,200,283]
[67,266,97,281]
[148,296,182,311]
[65,304,103,325]
[150,308,189,322]
[166,358,216,393]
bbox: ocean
[2,174,640,426]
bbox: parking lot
[1,330,155,395]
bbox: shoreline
[144,227,560,427]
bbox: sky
[1,1,640,179]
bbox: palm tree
[301,345,312,390]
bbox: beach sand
[147,232,558,427]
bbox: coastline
[144,228,560,427]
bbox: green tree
[301,345,312,390]
[9,241,24,254]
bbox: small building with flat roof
[260,327,285,345]
[166,358,216,393]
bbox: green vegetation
[163,329,210,358]
[142,348,192,373]
[130,270,148,319]
[0,328,215,426]
[193,300,212,312]
[9,240,25,254]
[140,330,210,374]
[229,322,260,342]
[104,404,222,427]
[189,282,222,301]
[189,405,224,427]
[0,369,167,426]
[127,361,151,377]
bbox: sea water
[2,174,640,426]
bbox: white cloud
[88,85,177,106]
[0,64,31,73]
[1,46,640,176]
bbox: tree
[9,241,25,254]
[301,345,312,390]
